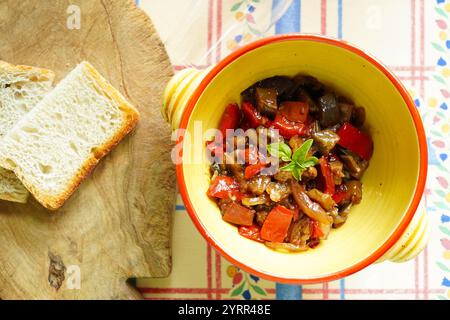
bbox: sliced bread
[0,61,55,203]
[0,61,140,210]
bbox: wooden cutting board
[0,0,176,299]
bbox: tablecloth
[136,0,450,300]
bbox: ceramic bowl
[173,35,427,283]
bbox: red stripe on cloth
[322,282,329,299]
[320,0,327,35]
[419,0,425,98]
[410,0,416,86]
[206,0,213,65]
[173,64,210,71]
[391,66,434,71]
[215,253,222,299]
[216,0,223,63]
[398,76,429,81]
[424,247,429,299]
[207,244,213,299]
[415,257,420,299]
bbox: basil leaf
[268,142,292,162]
[292,139,314,163]
[280,162,297,172]
[291,167,301,180]
[278,142,292,161]
[301,157,319,168]
[267,143,277,157]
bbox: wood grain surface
[0,0,176,299]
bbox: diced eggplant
[351,106,366,127]
[246,175,271,195]
[301,167,317,181]
[240,76,297,106]
[221,202,255,226]
[296,88,319,114]
[344,180,362,204]
[306,188,336,211]
[318,93,340,128]
[288,217,312,246]
[334,203,352,228]
[329,160,345,185]
[338,102,354,123]
[255,211,269,227]
[227,163,245,182]
[292,74,325,99]
[257,76,297,100]
[242,194,270,206]
[241,86,256,105]
[274,170,293,182]
[255,87,278,118]
[313,129,340,155]
[266,182,291,202]
[340,152,369,179]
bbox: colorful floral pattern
[227,0,262,51]
[226,265,267,299]
[431,0,450,300]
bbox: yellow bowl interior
[181,39,420,281]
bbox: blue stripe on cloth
[340,279,345,299]
[273,0,301,34]
[337,0,343,39]
[276,283,302,300]
[175,205,186,211]
[135,0,140,6]
[272,0,302,300]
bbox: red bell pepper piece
[242,102,270,128]
[279,101,309,123]
[271,113,308,139]
[218,103,241,137]
[260,205,294,242]
[311,220,324,238]
[244,163,267,179]
[332,184,348,204]
[337,122,373,160]
[238,224,264,243]
[207,175,241,199]
[236,145,259,165]
[318,157,335,195]
[222,202,255,226]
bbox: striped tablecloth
[136,0,450,300]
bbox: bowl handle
[378,197,430,263]
[162,67,212,130]
[162,68,430,263]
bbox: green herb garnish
[267,139,318,181]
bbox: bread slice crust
[0,60,55,203]
[0,61,140,210]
